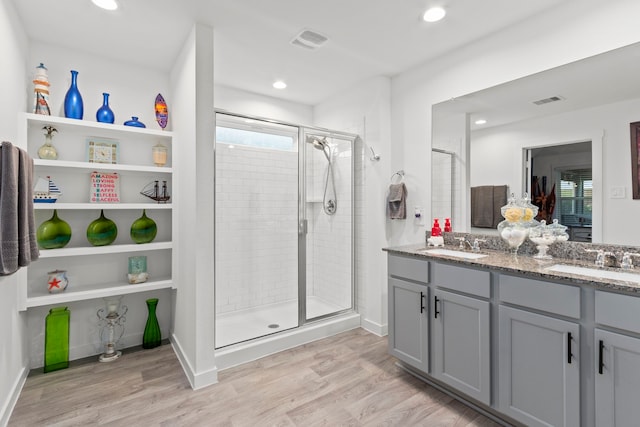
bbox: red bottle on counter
[431,219,442,236]
[444,218,452,232]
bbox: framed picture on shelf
[86,138,119,164]
[89,171,120,203]
[631,122,640,199]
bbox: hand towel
[471,185,495,228]
[387,183,407,219]
[0,141,39,275]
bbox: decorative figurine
[33,63,51,115]
[47,269,69,293]
[128,255,148,284]
[64,70,83,119]
[152,142,168,166]
[97,297,127,362]
[38,125,58,160]
[154,93,168,129]
[96,92,115,123]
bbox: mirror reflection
[432,41,640,245]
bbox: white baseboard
[170,334,218,390]
[215,312,361,371]
[0,365,27,427]
[361,317,388,336]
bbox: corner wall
[170,23,217,389]
[0,0,29,424]
[314,76,392,335]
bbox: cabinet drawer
[596,291,640,333]
[388,254,429,283]
[432,262,490,298]
[499,274,580,318]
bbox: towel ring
[390,170,405,183]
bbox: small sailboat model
[140,180,170,203]
[33,176,61,203]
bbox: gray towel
[387,183,407,219]
[0,141,39,275]
[471,185,508,228]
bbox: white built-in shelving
[19,113,175,311]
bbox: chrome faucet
[455,237,472,250]
[585,249,606,268]
[621,252,640,270]
[472,239,486,252]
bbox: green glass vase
[37,210,72,249]
[142,298,161,349]
[130,209,157,244]
[86,210,117,246]
[44,307,70,373]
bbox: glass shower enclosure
[214,113,354,348]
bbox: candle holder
[96,296,128,362]
[152,142,168,167]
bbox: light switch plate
[610,186,626,199]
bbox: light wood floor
[9,328,501,426]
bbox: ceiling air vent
[290,29,329,50]
[533,95,565,106]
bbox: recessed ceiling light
[475,119,487,125]
[423,7,446,22]
[273,81,287,89]
[92,0,118,11]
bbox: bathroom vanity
[385,244,640,427]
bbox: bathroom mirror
[431,41,640,245]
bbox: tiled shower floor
[215,296,345,348]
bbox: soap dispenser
[431,219,442,236]
[444,218,452,233]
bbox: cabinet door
[498,305,580,427]
[595,328,640,427]
[432,288,490,405]
[388,278,429,372]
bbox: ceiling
[11,0,566,105]
[434,41,640,131]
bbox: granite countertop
[383,243,640,295]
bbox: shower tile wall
[216,144,298,314]
[306,139,353,312]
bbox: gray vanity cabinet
[498,275,581,427]
[388,255,430,373]
[431,263,491,405]
[594,291,640,426]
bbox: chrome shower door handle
[299,219,308,235]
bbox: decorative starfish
[48,277,61,290]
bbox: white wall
[391,0,640,246]
[0,0,29,424]
[314,76,391,335]
[215,84,313,125]
[170,23,217,390]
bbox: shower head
[308,135,328,150]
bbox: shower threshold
[215,296,345,348]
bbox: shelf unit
[19,113,175,311]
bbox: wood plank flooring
[9,328,501,426]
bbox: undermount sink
[546,264,640,284]
[420,248,488,260]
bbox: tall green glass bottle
[142,298,161,349]
[44,307,70,373]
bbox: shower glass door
[215,114,300,348]
[303,131,353,321]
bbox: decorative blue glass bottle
[64,70,83,119]
[96,92,115,123]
